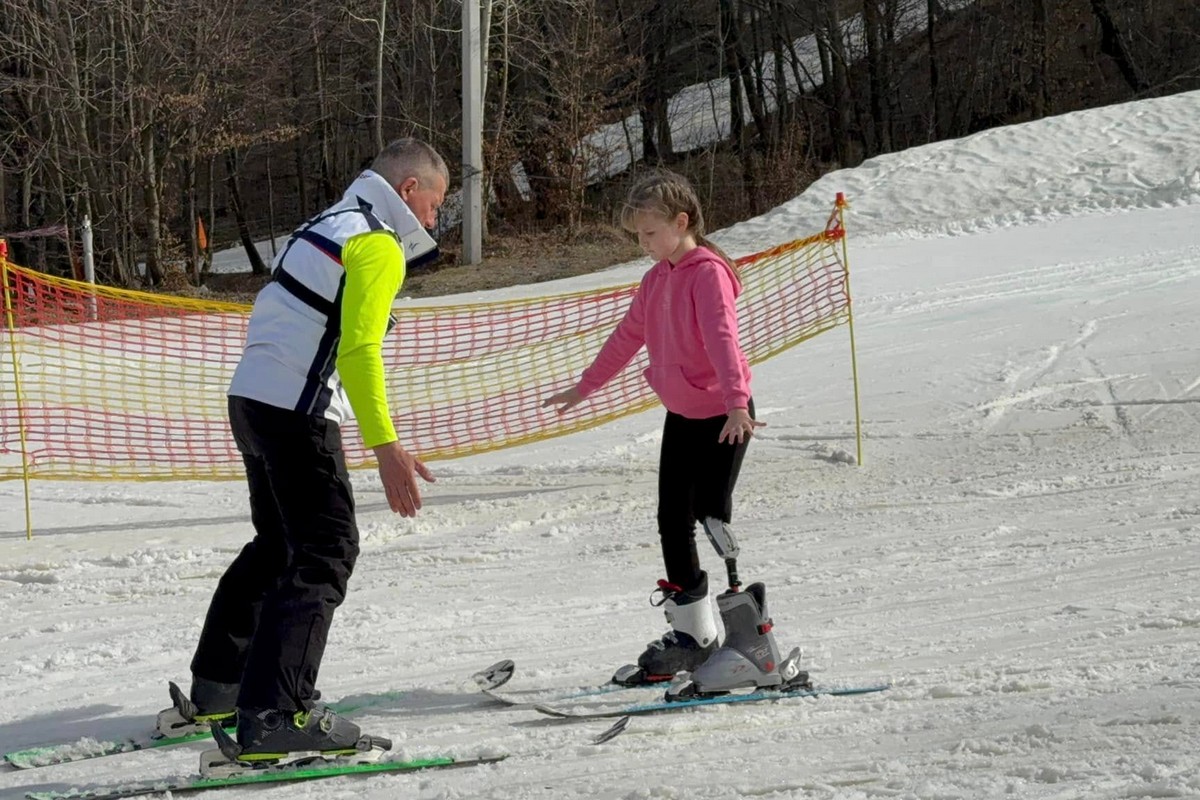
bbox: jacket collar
[342,169,439,267]
[342,170,423,238]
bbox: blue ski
[472,659,889,719]
[472,659,665,708]
[533,682,891,719]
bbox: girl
[544,171,788,691]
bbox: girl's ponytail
[696,233,740,287]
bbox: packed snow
[2,89,1199,799]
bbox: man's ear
[397,176,420,198]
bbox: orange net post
[0,199,859,494]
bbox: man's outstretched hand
[373,441,435,517]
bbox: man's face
[398,174,448,229]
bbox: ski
[471,659,662,708]
[22,714,630,800]
[532,681,891,719]
[23,753,508,799]
[3,690,407,770]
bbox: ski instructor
[180,138,447,762]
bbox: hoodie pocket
[644,364,716,408]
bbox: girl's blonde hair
[620,170,739,280]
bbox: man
[163,139,448,767]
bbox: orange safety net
[1,208,852,481]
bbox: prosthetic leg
[665,518,810,700]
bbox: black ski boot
[200,706,391,778]
[155,677,238,738]
[238,707,362,754]
[612,573,720,686]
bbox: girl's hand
[719,408,765,444]
[543,386,584,415]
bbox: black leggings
[656,399,753,592]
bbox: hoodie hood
[675,246,742,299]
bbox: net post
[1,241,34,539]
[835,194,865,467]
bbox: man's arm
[337,230,405,447]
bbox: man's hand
[719,407,765,444]
[543,386,584,415]
[373,440,435,517]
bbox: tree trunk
[718,0,758,214]
[771,0,792,151]
[484,0,511,228]
[184,142,199,284]
[863,0,890,154]
[744,1,775,153]
[374,0,387,152]
[1030,0,1050,118]
[1089,0,1147,94]
[225,150,268,275]
[719,0,747,146]
[927,0,941,140]
[314,34,336,205]
[266,152,277,257]
[202,155,215,278]
[140,117,164,286]
[45,0,117,280]
[290,69,310,219]
[719,0,769,148]
[106,5,130,286]
[21,168,31,242]
[822,1,855,164]
[882,0,900,148]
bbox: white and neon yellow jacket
[228,170,438,448]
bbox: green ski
[4,689,407,770]
[24,753,508,799]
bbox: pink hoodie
[577,246,751,419]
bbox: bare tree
[927,0,942,140]
[1029,0,1050,118]
[1089,0,1148,94]
[3,0,1199,285]
[862,0,888,154]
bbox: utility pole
[462,0,483,265]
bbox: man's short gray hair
[371,138,449,188]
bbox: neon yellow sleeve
[337,230,406,449]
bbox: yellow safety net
[1,202,856,483]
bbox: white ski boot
[612,573,720,686]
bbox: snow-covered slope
[2,90,1199,800]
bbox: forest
[1,0,1198,286]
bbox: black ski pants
[656,399,753,592]
[190,395,360,712]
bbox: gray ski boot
[612,573,720,686]
[667,581,809,699]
